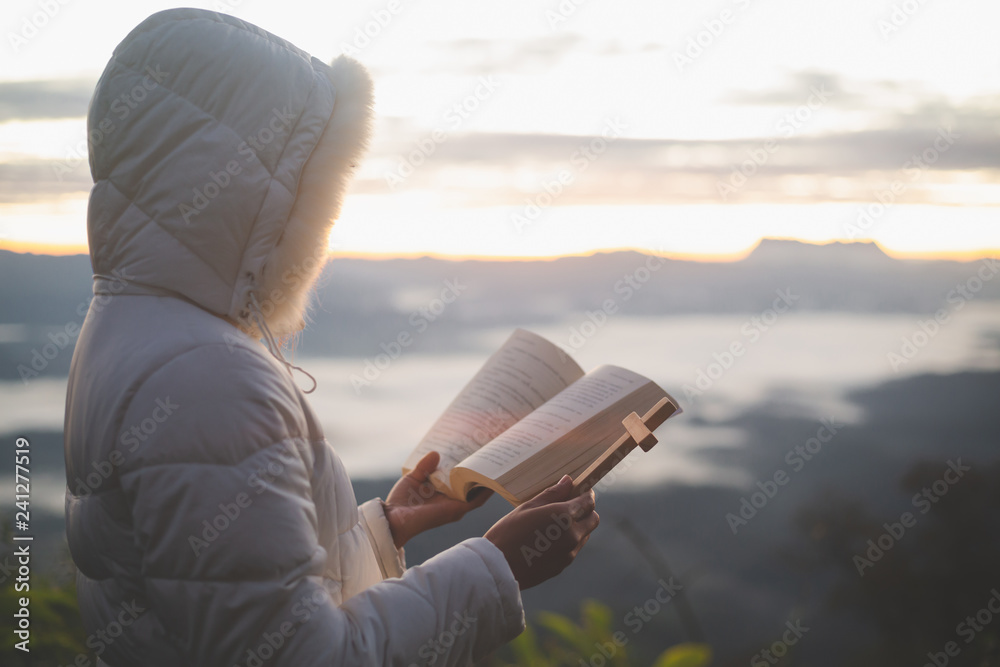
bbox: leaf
[536,610,593,655]
[508,624,545,667]
[651,643,712,667]
[581,599,614,638]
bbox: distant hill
[744,237,895,267]
[1,241,998,378]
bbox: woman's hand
[383,451,493,548]
[484,475,599,590]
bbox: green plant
[0,518,89,665]
[494,599,711,667]
[0,578,88,664]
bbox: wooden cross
[571,397,679,496]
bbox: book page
[457,365,657,481]
[403,329,585,488]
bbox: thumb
[409,451,441,483]
[524,474,574,508]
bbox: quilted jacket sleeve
[357,499,406,579]
[117,344,524,667]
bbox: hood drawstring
[249,293,318,394]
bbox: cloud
[0,78,95,122]
[428,33,586,75]
[724,71,863,107]
[3,69,996,207]
[369,33,614,77]
[357,105,999,206]
[367,67,1000,186]
[0,161,92,202]
[724,70,1000,125]
[370,120,997,173]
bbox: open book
[403,329,682,505]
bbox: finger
[523,475,574,508]
[563,490,595,519]
[579,510,600,535]
[466,487,494,509]
[570,531,592,558]
[409,451,441,482]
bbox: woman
[64,9,598,667]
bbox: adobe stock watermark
[673,0,756,73]
[7,0,73,52]
[921,588,1000,667]
[511,117,628,234]
[237,621,297,667]
[179,106,296,224]
[234,585,333,667]
[545,0,590,30]
[750,619,809,666]
[350,278,467,394]
[575,577,685,667]
[844,124,958,240]
[385,77,501,189]
[682,288,799,403]
[16,268,134,384]
[717,84,832,201]
[521,460,641,569]
[403,408,511,509]
[339,0,407,57]
[52,599,147,666]
[209,0,246,14]
[52,64,169,181]
[188,442,300,556]
[726,418,843,535]
[558,250,666,356]
[877,0,931,40]
[887,258,999,372]
[409,611,477,666]
[70,397,180,499]
[520,510,577,566]
[853,458,970,576]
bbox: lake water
[4,305,1000,514]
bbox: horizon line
[1,238,998,264]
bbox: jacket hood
[86,8,374,336]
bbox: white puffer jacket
[64,9,524,667]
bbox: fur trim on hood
[86,9,374,339]
[250,55,374,337]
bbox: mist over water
[314,306,1000,479]
[4,305,999,508]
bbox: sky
[1,0,998,260]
